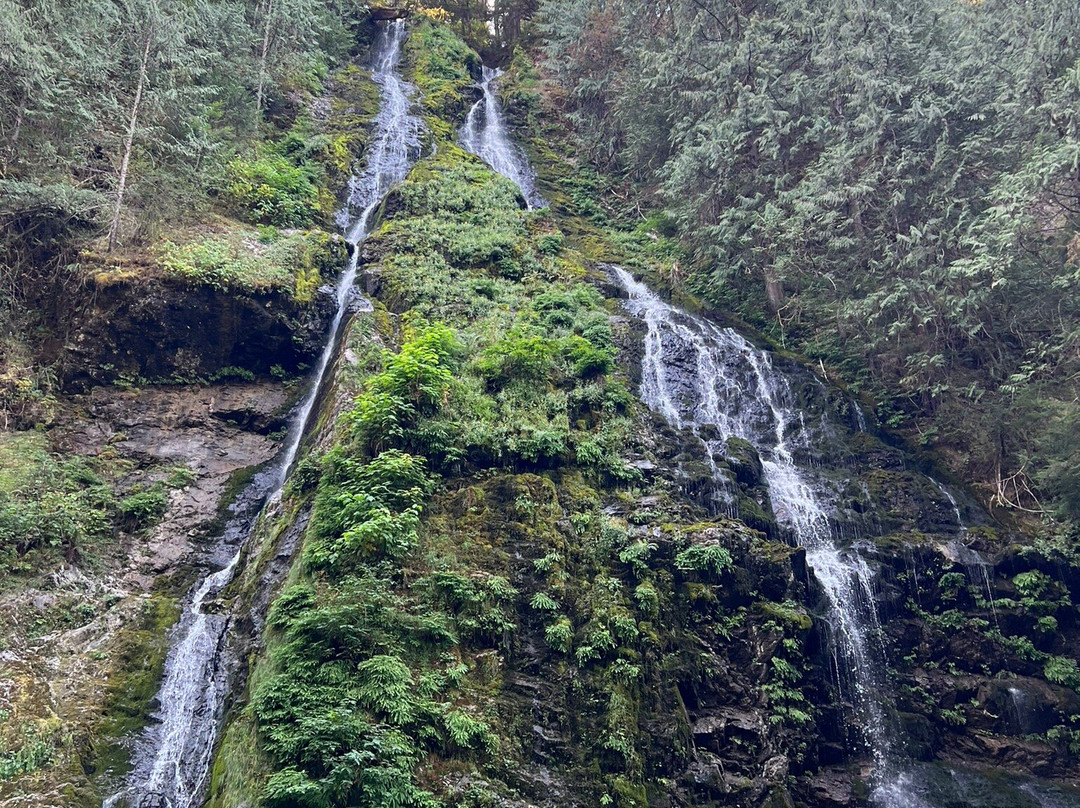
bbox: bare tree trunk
[255,0,274,116]
[3,95,25,172]
[108,31,153,251]
[9,102,24,156]
[764,267,784,311]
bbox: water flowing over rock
[101,20,424,808]
[460,65,546,209]
[611,266,913,804]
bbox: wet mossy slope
[207,21,817,808]
[208,19,1080,808]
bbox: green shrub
[1044,656,1080,691]
[530,592,559,611]
[535,232,564,255]
[0,727,53,781]
[562,335,614,379]
[159,238,244,289]
[223,152,320,227]
[475,331,558,388]
[442,709,494,752]
[357,655,415,723]
[674,544,734,577]
[426,571,517,641]
[263,768,328,808]
[1013,570,1052,599]
[118,484,169,528]
[348,324,458,454]
[545,617,573,653]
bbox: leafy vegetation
[241,114,659,804]
[156,226,346,299]
[3,5,1079,806]
[223,152,321,228]
[404,17,480,136]
[0,433,115,571]
[535,0,1080,535]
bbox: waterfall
[931,477,999,627]
[611,266,916,805]
[102,20,423,808]
[459,65,545,209]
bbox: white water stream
[459,65,545,209]
[612,267,910,804]
[103,20,423,808]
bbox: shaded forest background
[532,0,1080,541]
[2,0,1079,538]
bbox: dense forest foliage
[0,0,372,299]
[535,0,1080,534]
[0,0,388,433]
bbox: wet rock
[762,754,789,781]
[684,751,728,794]
[807,769,856,807]
[725,437,765,487]
[60,277,336,389]
[54,382,290,587]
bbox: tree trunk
[9,102,24,157]
[107,31,153,251]
[255,0,274,116]
[764,268,785,311]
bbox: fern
[357,655,415,725]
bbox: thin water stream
[930,476,1000,627]
[102,20,423,808]
[459,65,545,209]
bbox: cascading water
[611,266,912,805]
[102,20,423,808]
[931,477,999,627]
[459,65,545,209]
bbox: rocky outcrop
[0,381,295,806]
[59,276,338,390]
[370,5,409,20]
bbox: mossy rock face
[200,22,1080,808]
[898,711,937,760]
[725,436,764,487]
[854,470,957,535]
[757,599,812,632]
[312,58,383,204]
[404,18,482,138]
[63,270,338,389]
[85,593,180,785]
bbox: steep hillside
[205,18,1080,808]
[0,8,1078,808]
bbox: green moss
[89,593,181,779]
[403,19,481,140]
[157,226,345,299]
[757,600,813,632]
[322,64,381,180]
[0,432,49,495]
